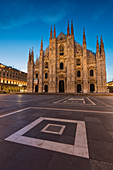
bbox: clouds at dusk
[0,0,113,81]
[93,1,113,20]
[0,0,76,29]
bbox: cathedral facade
[27,22,107,93]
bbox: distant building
[0,63,27,93]
[27,21,107,93]
[107,80,113,93]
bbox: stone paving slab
[0,95,113,169]
[86,122,113,143]
[1,146,54,170]
[90,159,113,170]
[88,140,113,163]
[47,152,91,170]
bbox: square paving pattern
[41,124,66,135]
[5,116,89,159]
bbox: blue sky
[0,0,113,82]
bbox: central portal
[59,80,64,93]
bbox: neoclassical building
[27,22,107,93]
[0,63,27,93]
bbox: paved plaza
[0,94,113,170]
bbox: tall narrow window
[77,84,81,93]
[59,45,64,55]
[36,73,38,78]
[45,62,48,68]
[90,70,94,76]
[60,63,64,70]
[77,71,81,77]
[45,73,48,79]
[76,59,81,65]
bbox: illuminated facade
[0,63,27,93]
[27,22,107,93]
[107,81,113,93]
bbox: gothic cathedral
[27,21,107,93]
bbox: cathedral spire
[100,35,104,54]
[71,20,74,36]
[67,21,70,36]
[50,25,52,39]
[31,47,34,61]
[54,25,56,38]
[96,36,99,53]
[83,28,86,45]
[29,48,31,61]
[32,47,34,55]
[41,38,43,51]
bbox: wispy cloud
[93,1,113,20]
[93,8,106,20]
[0,0,76,29]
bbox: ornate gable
[57,32,66,40]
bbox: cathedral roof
[57,32,66,40]
[75,41,96,56]
[43,36,96,57]
[44,46,49,55]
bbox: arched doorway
[90,84,95,93]
[35,85,38,92]
[45,85,48,92]
[77,84,81,93]
[59,80,64,92]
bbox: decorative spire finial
[100,35,104,53]
[96,36,99,53]
[50,25,52,39]
[67,21,70,36]
[41,37,43,51]
[32,47,34,54]
[31,47,34,61]
[54,25,56,38]
[83,28,86,45]
[29,48,31,61]
[71,20,74,35]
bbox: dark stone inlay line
[23,120,77,145]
